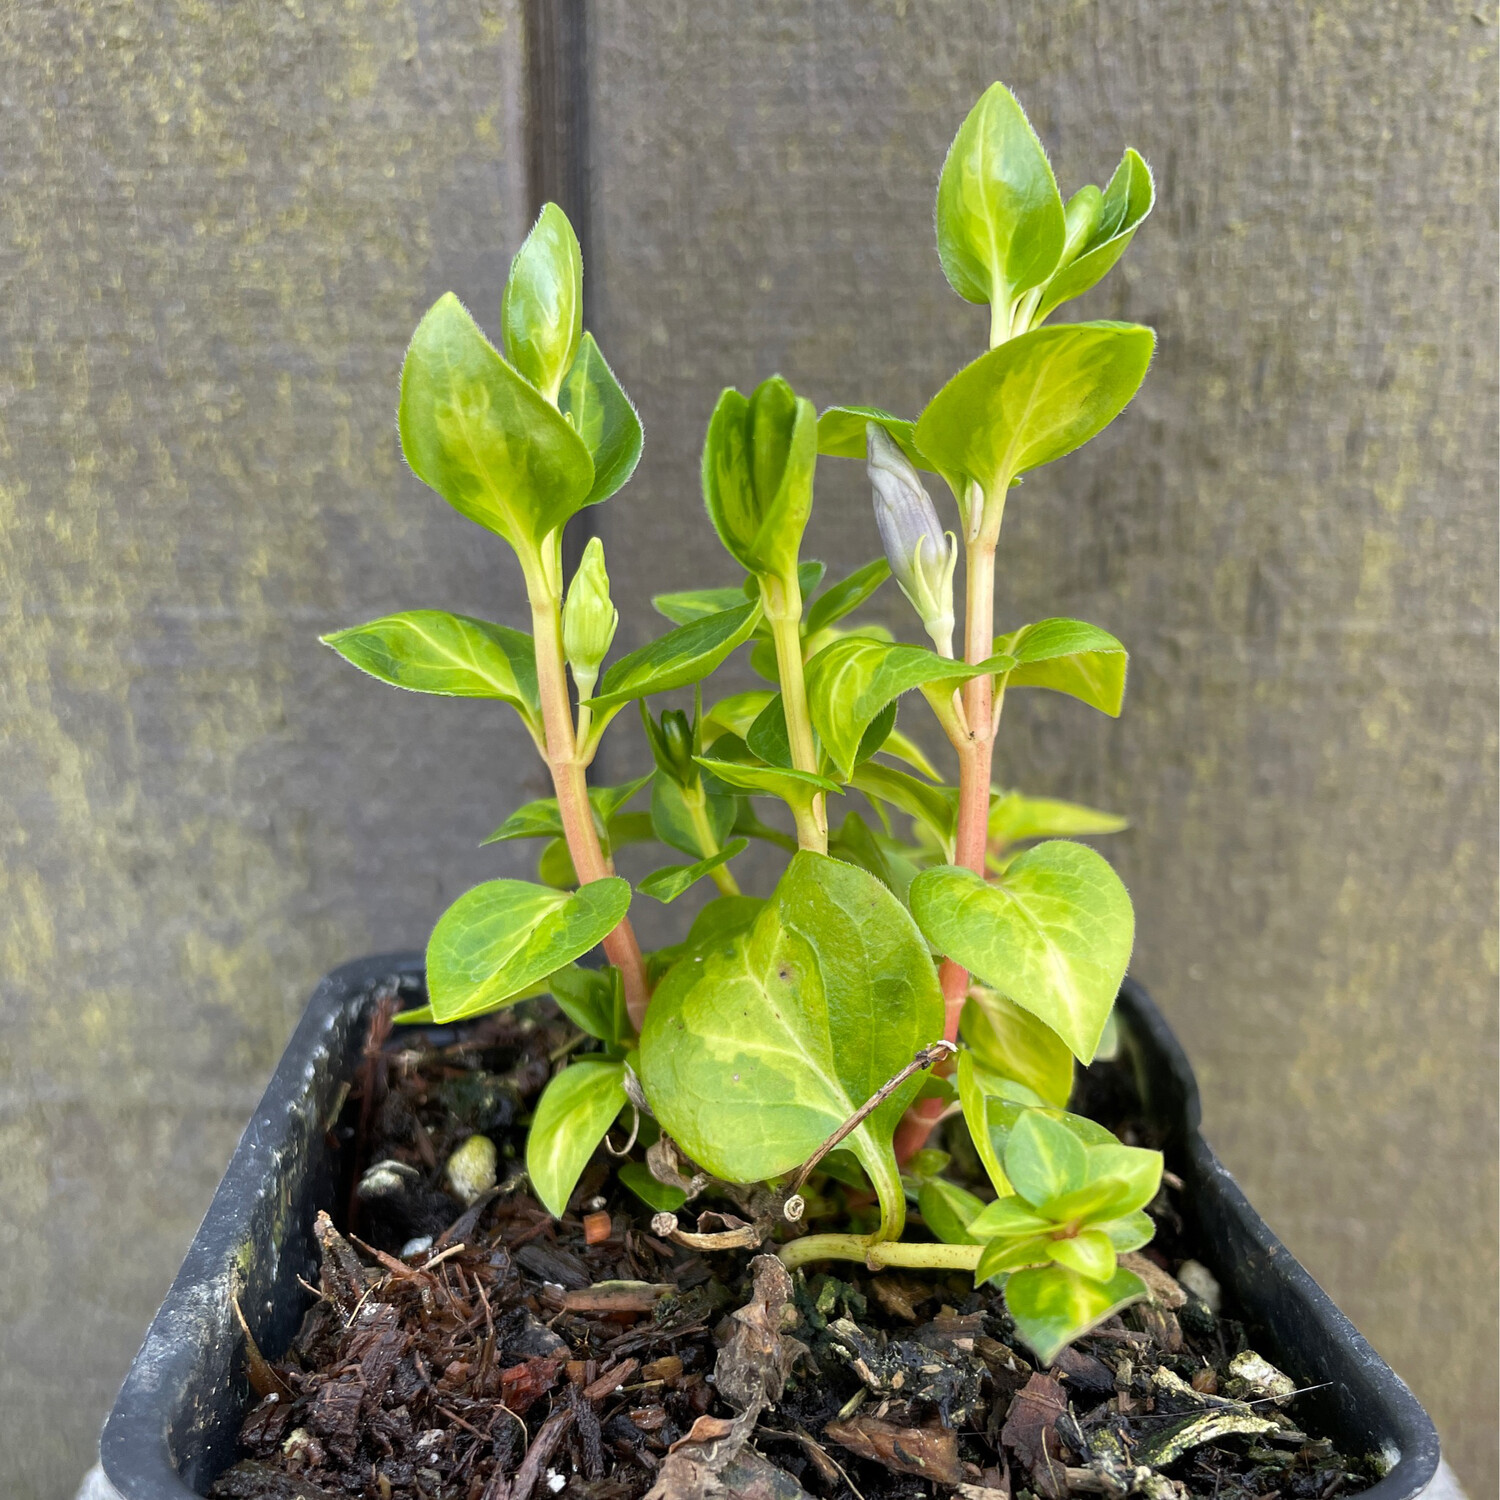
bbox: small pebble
[356,1159,421,1201]
[445,1134,497,1205]
[1176,1258,1222,1313]
[546,1472,566,1493]
[400,1235,434,1260]
[1228,1348,1296,1405]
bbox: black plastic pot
[100,956,1441,1498]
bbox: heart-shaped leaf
[637,852,945,1238]
[426,876,632,1022]
[526,1059,626,1217]
[995,618,1128,716]
[638,839,748,903]
[962,988,1074,1107]
[805,558,892,638]
[502,203,583,403]
[588,602,762,712]
[989,791,1127,847]
[322,611,540,726]
[483,776,652,845]
[1035,149,1154,324]
[560,332,642,507]
[807,638,987,780]
[915,323,1154,516]
[936,83,1066,314]
[400,293,594,548]
[910,843,1134,1063]
[1003,1265,1147,1366]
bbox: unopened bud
[563,536,618,699]
[867,425,957,656]
[1061,183,1104,267]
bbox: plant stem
[897,531,1003,1163]
[763,574,827,853]
[523,544,651,1031]
[684,783,742,896]
[779,1232,984,1275]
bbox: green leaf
[829,810,918,905]
[694,756,842,800]
[975,1235,1056,1284]
[850,762,958,852]
[996,618,1128,716]
[638,839,748,903]
[958,1051,1012,1197]
[805,558,892,637]
[936,83,1065,314]
[637,852,945,1239]
[877,727,943,782]
[548,964,629,1045]
[588,602,762,712]
[526,1059,626,1218]
[807,638,984,781]
[968,1195,1054,1241]
[1004,1110,1089,1206]
[746,694,795,769]
[702,377,818,581]
[501,203,583,403]
[816,405,925,466]
[652,585,747,625]
[618,1161,687,1213]
[400,292,593,547]
[975,1093,1121,1158]
[322,611,541,724]
[1035,149,1155,324]
[909,843,1134,1064]
[426,877,632,1022]
[704,690,776,744]
[483,776,651,846]
[1077,1142,1163,1219]
[989,791,1128,847]
[962,989,1074,1108]
[1004,1265,1148,1366]
[731,802,799,854]
[914,323,1155,515]
[1101,1210,1155,1253]
[919,1178,987,1246]
[650,770,736,858]
[559,332,642,507]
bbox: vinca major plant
[325,83,1161,1366]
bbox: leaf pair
[936,82,1154,335]
[702,376,818,587]
[399,207,641,559]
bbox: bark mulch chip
[211,1002,1385,1500]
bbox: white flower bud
[563,536,618,699]
[867,425,957,656]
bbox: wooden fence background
[0,2,1494,1493]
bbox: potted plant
[101,83,1440,1500]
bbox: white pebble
[546,1471,566,1493]
[400,1235,434,1259]
[445,1134,498,1205]
[1176,1258,1222,1313]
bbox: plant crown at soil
[323,81,1161,1366]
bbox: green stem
[762,574,827,853]
[684,781,742,896]
[779,1233,983,1275]
[521,542,651,1031]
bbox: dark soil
[210,993,1385,1500]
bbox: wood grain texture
[0,4,538,1494]
[583,3,1497,1490]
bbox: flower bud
[563,536,618,699]
[867,425,957,656]
[643,705,698,785]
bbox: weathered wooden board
[584,3,1497,1489]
